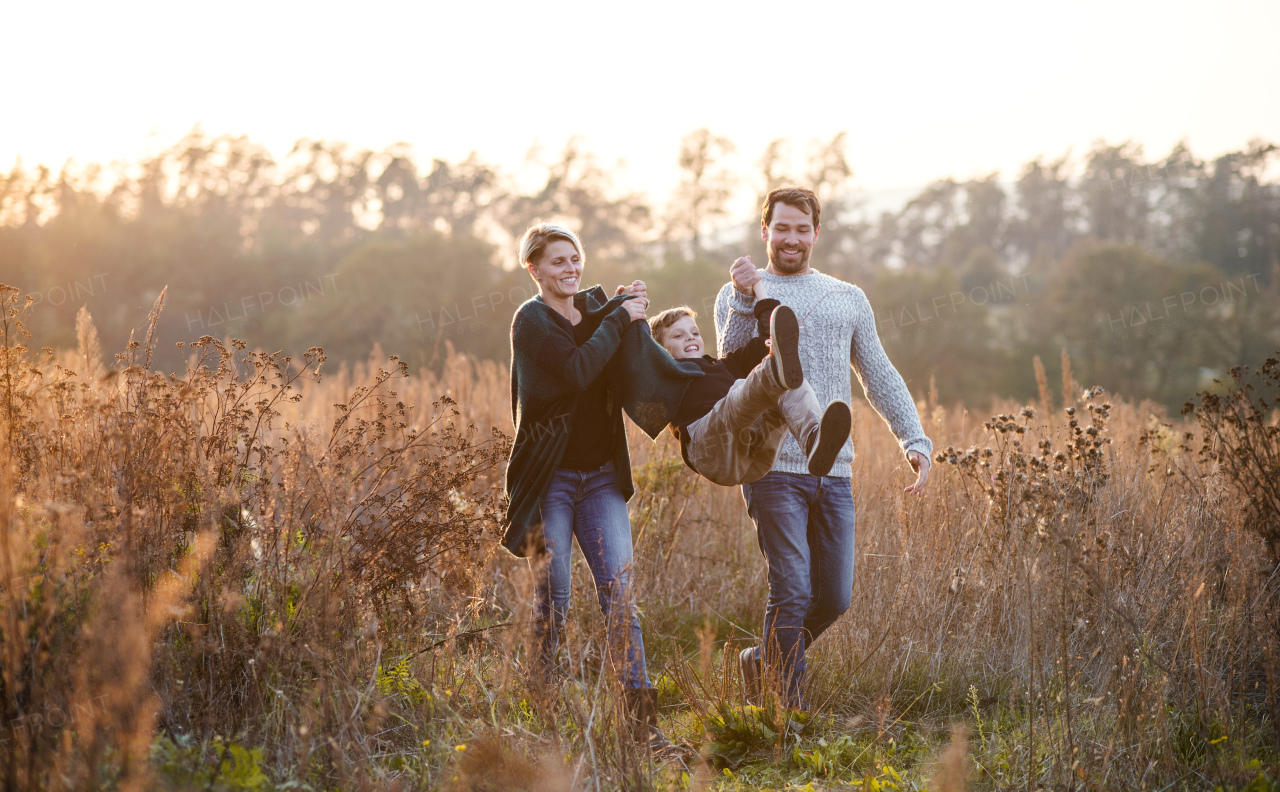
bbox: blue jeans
[532,461,650,689]
[740,470,856,705]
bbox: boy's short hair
[762,187,821,228]
[648,306,696,345]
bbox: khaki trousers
[686,359,822,486]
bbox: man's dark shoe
[769,305,803,390]
[806,401,851,477]
[739,646,762,705]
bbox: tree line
[2,128,1277,408]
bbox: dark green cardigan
[502,285,704,557]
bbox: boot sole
[808,401,851,477]
[770,306,803,390]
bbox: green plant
[701,702,793,770]
[967,684,987,750]
[376,656,430,706]
[153,735,271,791]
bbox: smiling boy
[648,289,851,486]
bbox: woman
[501,221,673,752]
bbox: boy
[648,288,851,485]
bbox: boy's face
[660,315,704,359]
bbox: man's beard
[768,243,811,274]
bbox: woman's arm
[524,300,640,391]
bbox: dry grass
[1,283,1278,790]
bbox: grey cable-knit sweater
[714,268,932,478]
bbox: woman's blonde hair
[518,222,584,269]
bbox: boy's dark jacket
[502,285,704,557]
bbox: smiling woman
[501,221,680,756]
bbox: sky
[3,0,1278,218]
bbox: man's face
[762,202,819,275]
[659,315,704,359]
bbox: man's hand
[904,450,931,497]
[731,256,761,296]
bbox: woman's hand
[621,296,647,323]
[615,280,648,311]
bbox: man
[714,187,932,707]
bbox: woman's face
[529,240,583,300]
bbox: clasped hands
[614,280,648,323]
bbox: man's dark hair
[762,187,822,229]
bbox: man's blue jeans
[533,461,650,689]
[740,470,856,705]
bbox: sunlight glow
[1,0,1277,211]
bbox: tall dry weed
[930,724,969,792]
[2,284,511,789]
[3,277,1277,789]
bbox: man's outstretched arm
[847,287,932,495]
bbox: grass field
[2,285,1279,791]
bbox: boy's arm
[749,280,784,338]
[753,298,780,339]
[721,337,769,379]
